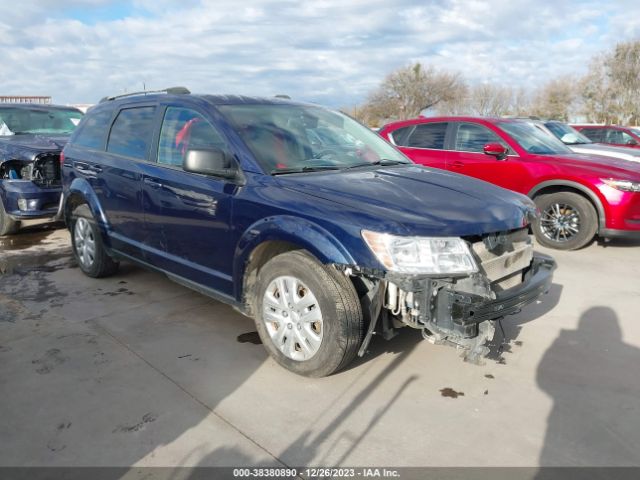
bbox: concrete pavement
[1,225,639,468]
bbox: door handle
[74,162,95,175]
[450,161,465,168]
[144,177,163,189]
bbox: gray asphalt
[1,225,639,467]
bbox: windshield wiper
[271,165,341,175]
[342,159,409,171]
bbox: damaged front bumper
[442,253,555,326]
[356,253,556,360]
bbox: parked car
[0,103,84,235]
[572,124,640,149]
[61,88,555,376]
[379,116,640,250]
[531,120,640,163]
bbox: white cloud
[1,0,639,107]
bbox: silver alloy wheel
[540,203,581,243]
[262,275,323,361]
[74,217,96,268]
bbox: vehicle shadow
[595,236,640,248]
[536,306,640,469]
[485,282,563,363]
[184,331,421,473]
[0,245,269,469]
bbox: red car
[379,116,640,250]
[572,125,640,149]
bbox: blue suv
[61,88,555,376]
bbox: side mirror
[627,139,638,146]
[483,142,508,161]
[183,148,238,180]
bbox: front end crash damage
[0,154,63,220]
[0,153,61,187]
[339,228,556,362]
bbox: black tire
[254,250,363,377]
[70,204,119,277]
[533,192,597,250]
[0,200,19,236]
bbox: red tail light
[59,151,65,166]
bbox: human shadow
[537,307,640,469]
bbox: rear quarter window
[73,108,113,150]
[107,106,157,160]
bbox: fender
[232,215,356,299]
[528,180,607,231]
[66,177,111,232]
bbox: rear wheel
[70,204,119,277]
[254,250,363,377]
[533,192,597,250]
[0,201,19,236]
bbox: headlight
[602,178,640,192]
[362,230,478,275]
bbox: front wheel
[254,250,363,377]
[533,192,597,250]
[70,204,119,277]
[0,200,19,236]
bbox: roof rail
[99,86,190,103]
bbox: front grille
[470,228,533,291]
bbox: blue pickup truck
[61,88,555,376]
[0,103,83,235]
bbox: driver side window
[157,107,227,167]
[454,123,507,153]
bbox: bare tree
[580,55,617,123]
[607,40,640,124]
[467,84,516,117]
[531,76,576,121]
[363,63,464,123]
[579,40,640,124]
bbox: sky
[1,0,640,108]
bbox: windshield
[630,127,640,137]
[218,104,410,173]
[544,122,592,145]
[498,121,573,154]
[0,107,83,136]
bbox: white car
[535,120,640,163]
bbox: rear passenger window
[405,123,447,149]
[454,123,506,153]
[157,107,227,167]
[582,129,605,142]
[74,108,112,150]
[107,106,156,160]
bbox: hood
[275,165,536,237]
[0,133,69,163]
[0,133,69,151]
[568,143,640,162]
